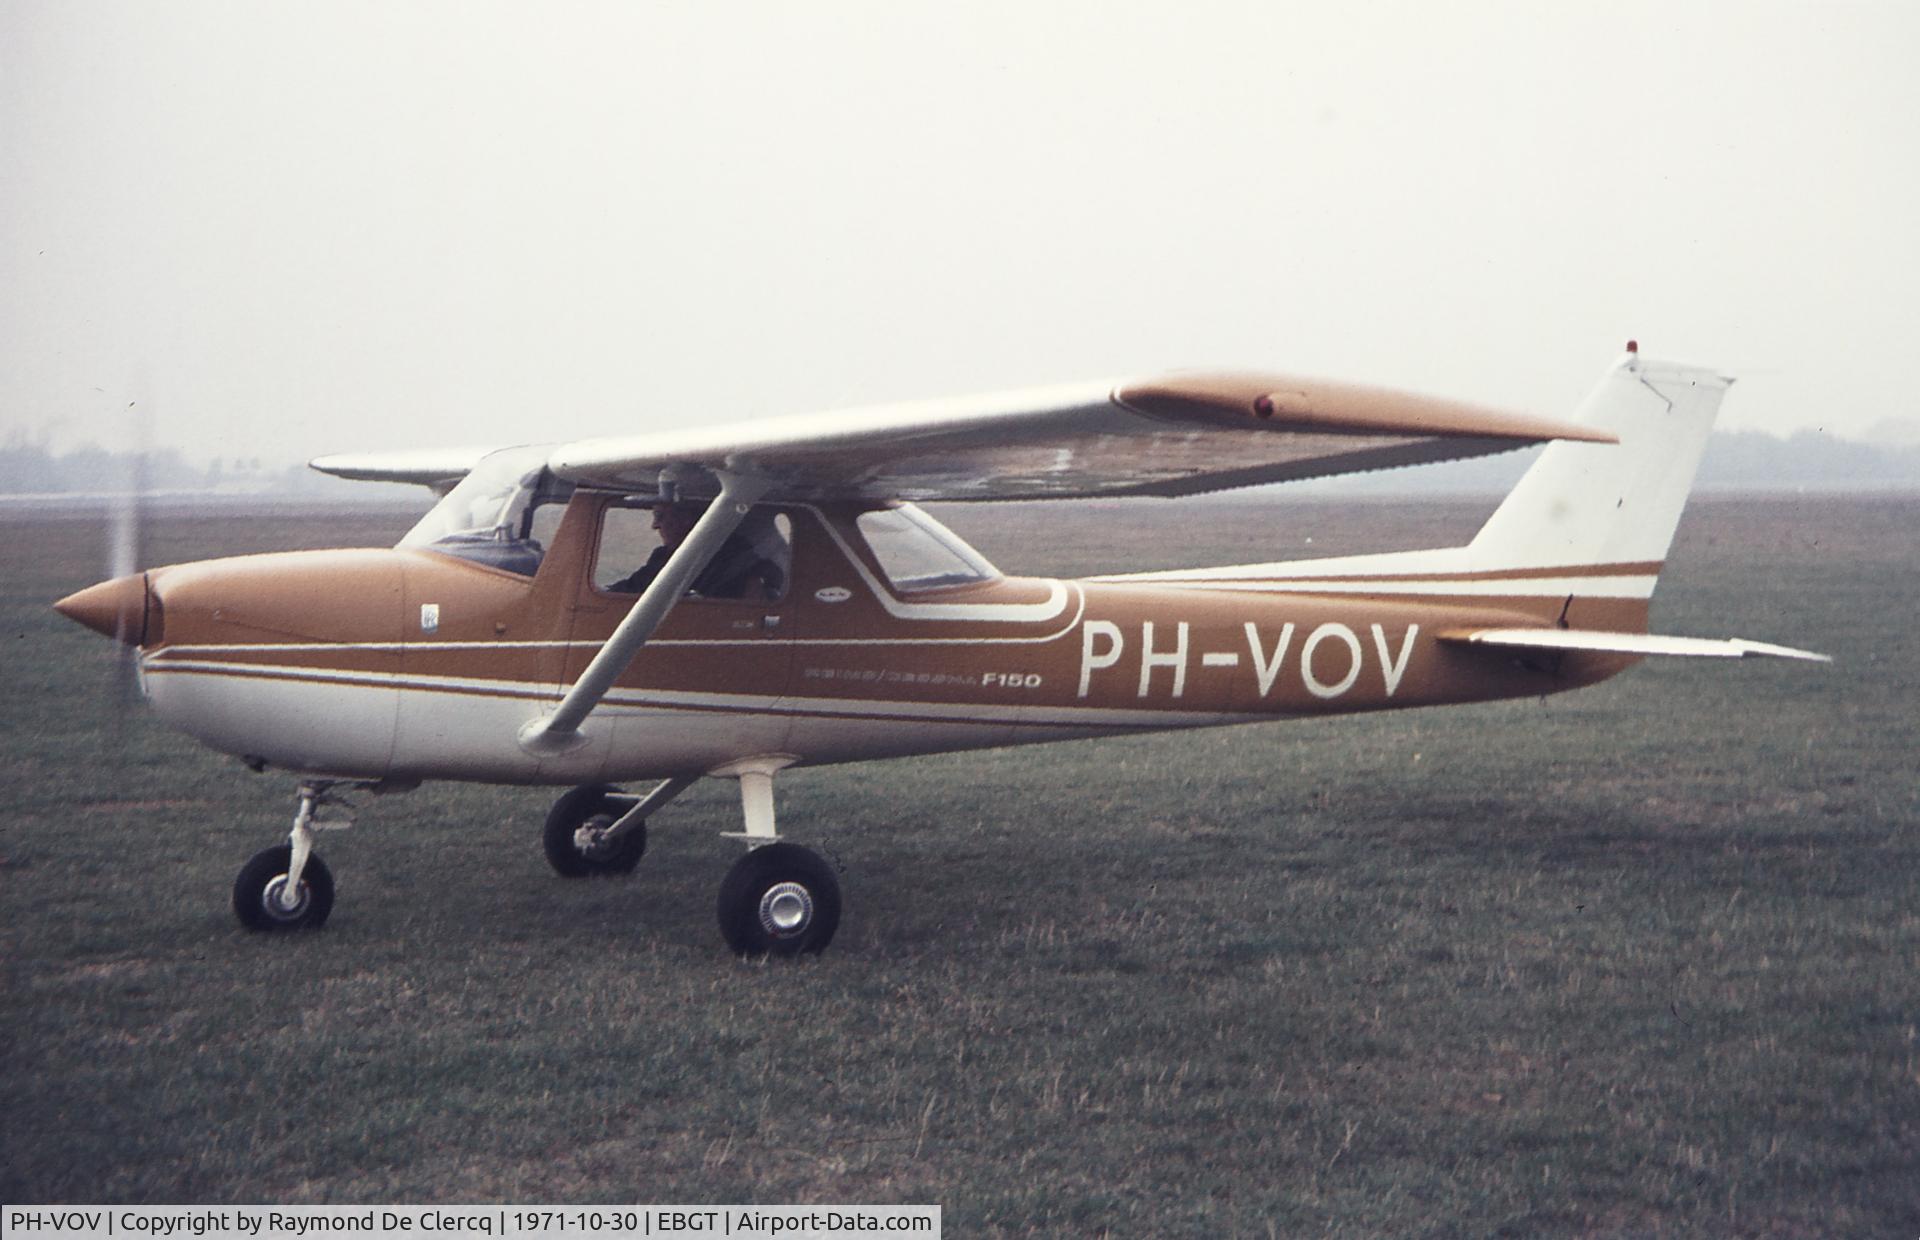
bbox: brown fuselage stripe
[140,663,1227,732]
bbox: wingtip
[1733,640,1832,664]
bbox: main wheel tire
[233,844,335,932]
[543,784,646,877]
[716,842,841,957]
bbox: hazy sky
[4,1,1916,467]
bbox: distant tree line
[0,435,335,496]
[1697,429,1920,489]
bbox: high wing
[548,371,1615,501]
[309,445,500,495]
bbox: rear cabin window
[854,506,998,592]
[595,503,792,602]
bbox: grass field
[2,494,1915,1236]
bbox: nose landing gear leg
[232,782,349,931]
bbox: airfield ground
[1,495,1915,1235]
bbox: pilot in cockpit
[611,502,786,600]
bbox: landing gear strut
[229,766,848,953]
[711,757,840,956]
[547,763,841,954]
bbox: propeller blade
[107,393,152,709]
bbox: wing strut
[518,471,773,756]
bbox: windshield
[855,504,999,592]
[398,445,573,576]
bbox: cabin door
[565,497,797,774]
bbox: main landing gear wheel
[543,784,647,877]
[233,844,335,931]
[716,842,841,957]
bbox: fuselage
[59,492,1629,786]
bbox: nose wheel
[233,843,335,931]
[231,780,361,932]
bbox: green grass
[2,496,1916,1235]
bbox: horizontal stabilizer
[1439,628,1831,663]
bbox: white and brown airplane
[55,345,1826,956]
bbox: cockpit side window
[397,445,573,577]
[854,504,999,593]
[595,500,792,602]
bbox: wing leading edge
[549,371,1616,502]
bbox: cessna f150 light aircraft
[55,345,1825,956]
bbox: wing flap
[550,371,1613,502]
[1440,627,1831,663]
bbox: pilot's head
[651,501,701,547]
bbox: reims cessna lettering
[55,346,1826,956]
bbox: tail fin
[1436,353,1827,663]
[1466,350,1729,573]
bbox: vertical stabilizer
[1466,350,1730,572]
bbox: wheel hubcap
[576,814,617,858]
[759,882,813,938]
[261,875,308,919]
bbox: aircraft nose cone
[54,573,149,645]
